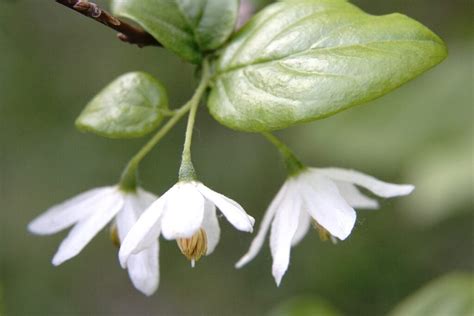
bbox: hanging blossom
[119,180,255,268]
[236,167,414,286]
[28,186,159,296]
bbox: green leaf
[208,0,448,132]
[111,0,239,63]
[76,72,168,139]
[388,273,474,316]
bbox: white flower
[235,167,415,286]
[119,181,255,268]
[28,186,159,296]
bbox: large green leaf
[208,0,448,132]
[76,72,168,138]
[111,0,239,63]
[388,273,474,316]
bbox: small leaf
[111,0,239,63]
[208,0,448,132]
[388,273,474,316]
[76,72,168,139]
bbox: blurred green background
[0,0,472,315]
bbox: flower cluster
[25,0,447,298]
[29,180,253,295]
[25,57,414,295]
[29,161,412,294]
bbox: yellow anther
[109,222,120,248]
[312,220,332,242]
[177,228,208,266]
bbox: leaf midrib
[175,0,205,50]
[214,38,442,79]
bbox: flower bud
[177,228,208,266]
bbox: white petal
[135,188,159,210]
[52,190,124,265]
[196,183,254,233]
[119,194,166,268]
[334,181,379,209]
[316,168,415,198]
[235,182,290,269]
[291,210,311,247]
[126,242,159,296]
[28,187,114,235]
[270,183,302,286]
[115,191,160,300]
[160,182,205,240]
[201,200,220,255]
[299,173,356,240]
[116,190,157,242]
[116,197,141,242]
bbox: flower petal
[28,187,114,235]
[160,182,205,240]
[291,209,311,247]
[126,242,159,296]
[201,200,220,255]
[119,194,165,268]
[197,183,254,233]
[235,181,290,269]
[300,173,356,240]
[116,191,159,297]
[316,168,415,198]
[270,183,302,286]
[52,190,124,265]
[135,188,159,210]
[116,189,158,243]
[334,181,379,209]
[116,195,144,240]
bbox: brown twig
[56,0,160,47]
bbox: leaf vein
[217,39,441,77]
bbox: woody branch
[56,0,160,47]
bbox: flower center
[177,228,208,267]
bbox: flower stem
[119,103,192,191]
[178,60,211,181]
[261,132,305,176]
[119,61,211,191]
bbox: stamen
[109,222,120,248]
[177,228,208,265]
[311,220,335,242]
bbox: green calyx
[118,163,139,193]
[178,159,197,182]
[285,155,307,178]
